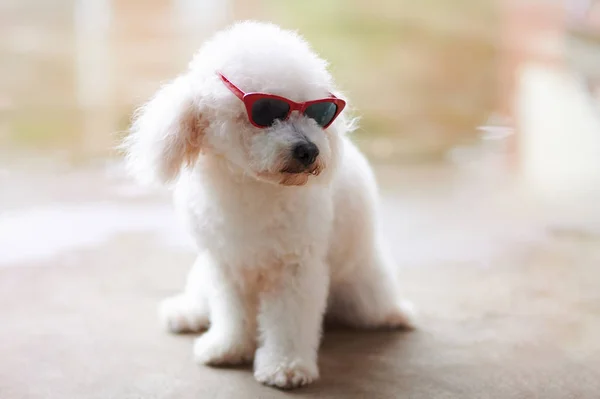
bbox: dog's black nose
[292,142,319,167]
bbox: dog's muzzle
[281,141,321,175]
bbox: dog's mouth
[255,158,324,187]
[280,156,324,176]
[276,159,324,186]
[279,164,323,186]
[280,168,320,176]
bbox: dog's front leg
[193,256,257,366]
[253,259,328,389]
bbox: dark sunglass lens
[304,102,337,127]
[251,98,290,127]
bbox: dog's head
[123,21,353,187]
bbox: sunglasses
[218,73,346,129]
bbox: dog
[123,21,414,389]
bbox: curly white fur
[123,21,414,389]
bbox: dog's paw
[193,330,255,366]
[383,299,417,330]
[253,348,318,389]
[159,294,209,333]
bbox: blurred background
[1,0,502,162]
[1,1,600,398]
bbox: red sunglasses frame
[218,73,346,129]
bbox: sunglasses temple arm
[218,73,245,100]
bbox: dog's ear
[122,75,206,186]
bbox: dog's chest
[176,178,332,261]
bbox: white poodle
[123,21,413,389]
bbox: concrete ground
[1,161,599,399]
